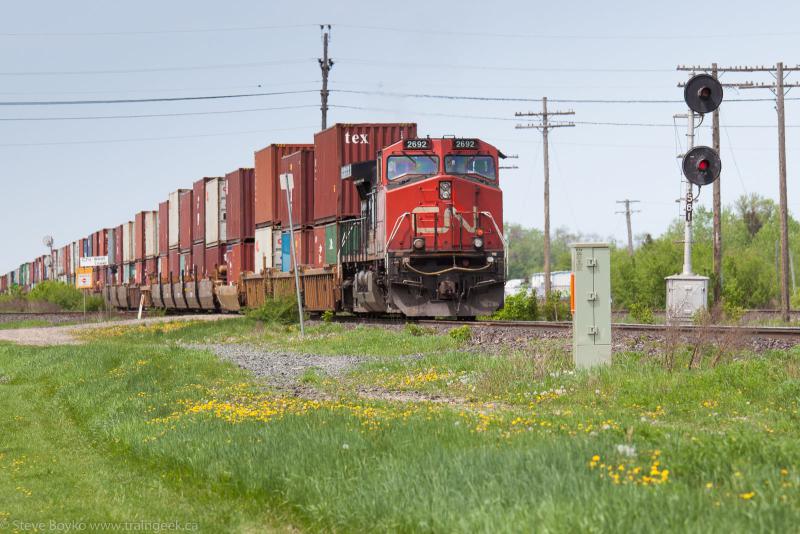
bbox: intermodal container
[114,226,123,267]
[107,229,116,265]
[168,189,189,250]
[193,178,214,244]
[145,210,158,258]
[225,241,254,285]
[179,251,191,277]
[179,190,193,251]
[226,168,255,241]
[92,232,100,258]
[278,149,315,228]
[205,244,227,279]
[313,123,417,223]
[169,248,180,280]
[272,229,282,271]
[192,242,206,278]
[159,255,169,282]
[135,260,144,285]
[145,258,157,282]
[279,230,311,272]
[254,225,273,274]
[158,201,169,255]
[254,143,313,226]
[98,229,108,257]
[134,211,146,261]
[205,177,227,246]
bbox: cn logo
[411,206,479,234]
[344,132,369,144]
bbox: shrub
[404,323,435,337]
[629,302,654,324]
[448,325,472,343]
[321,310,335,323]
[722,300,745,323]
[493,291,538,321]
[26,281,104,311]
[542,290,571,321]
[246,296,300,325]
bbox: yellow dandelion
[739,491,756,500]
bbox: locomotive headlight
[413,237,425,250]
[439,181,452,200]
[473,237,484,249]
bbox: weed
[629,303,655,324]
[246,296,301,325]
[322,310,335,323]
[404,323,436,337]
[448,325,472,343]
[493,290,538,320]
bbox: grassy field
[2,318,800,532]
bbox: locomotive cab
[345,137,505,317]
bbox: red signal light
[697,159,710,171]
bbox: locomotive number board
[453,138,479,150]
[404,139,432,150]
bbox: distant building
[504,278,529,297]
[529,271,571,299]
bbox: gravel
[182,342,367,389]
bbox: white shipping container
[56,249,64,276]
[272,229,282,271]
[107,231,116,265]
[123,221,135,263]
[205,178,227,246]
[145,210,158,258]
[254,226,273,274]
[169,190,180,249]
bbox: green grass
[1,320,800,532]
[0,320,52,330]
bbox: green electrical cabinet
[571,243,612,368]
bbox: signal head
[684,73,723,114]
[682,146,721,186]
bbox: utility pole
[515,98,574,298]
[318,24,333,130]
[615,200,640,255]
[679,62,800,321]
[711,63,722,304]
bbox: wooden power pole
[318,25,333,130]
[679,62,800,321]
[616,199,640,255]
[515,98,574,298]
[711,63,723,305]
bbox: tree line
[506,193,800,310]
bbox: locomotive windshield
[444,155,496,180]
[387,155,439,181]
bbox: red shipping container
[192,242,206,278]
[205,244,226,279]
[193,178,214,244]
[92,232,100,258]
[134,211,146,260]
[292,229,312,269]
[226,168,255,241]
[145,258,157,283]
[169,248,180,280]
[135,260,144,285]
[179,190,193,251]
[225,241,254,284]
[254,144,313,226]
[158,201,170,255]
[159,256,169,282]
[313,123,417,223]
[311,225,327,268]
[278,149,315,228]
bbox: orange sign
[76,267,93,289]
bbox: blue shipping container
[281,232,291,273]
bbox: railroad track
[335,316,800,340]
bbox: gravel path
[0,314,239,346]
[183,342,366,389]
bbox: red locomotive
[2,124,507,319]
[341,137,506,317]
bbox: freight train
[1,123,506,318]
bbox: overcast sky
[1,0,799,273]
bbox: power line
[337,24,800,41]
[0,89,317,106]
[0,104,320,121]
[0,58,313,76]
[0,24,317,37]
[0,81,319,96]
[337,58,673,73]
[0,125,316,147]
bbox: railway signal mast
[666,74,723,323]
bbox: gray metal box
[665,274,708,324]
[571,243,612,368]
